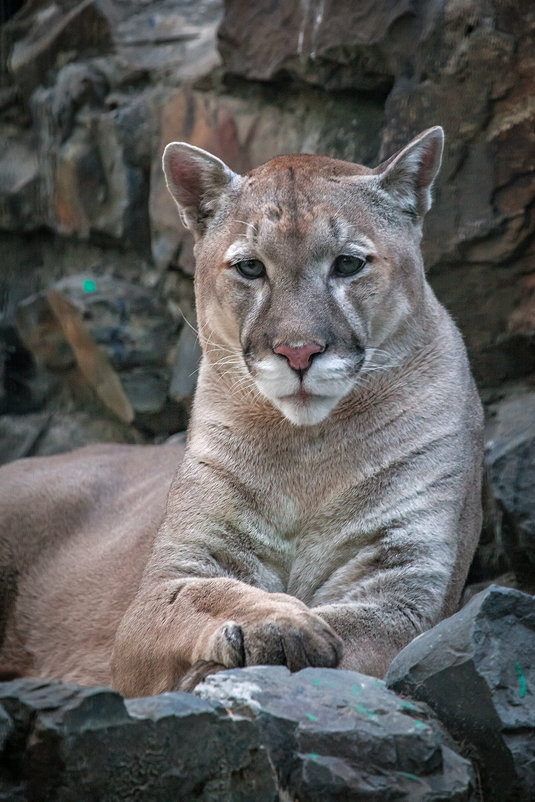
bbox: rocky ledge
[0,585,533,801]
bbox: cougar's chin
[270,393,343,426]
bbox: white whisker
[233,219,258,235]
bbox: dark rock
[0,126,40,231]
[37,60,109,142]
[0,705,12,751]
[0,412,50,465]
[31,78,152,249]
[483,386,535,590]
[0,677,277,801]
[218,0,416,92]
[113,1,222,82]
[51,274,176,372]
[0,324,52,417]
[197,665,475,801]
[14,275,177,419]
[386,585,535,802]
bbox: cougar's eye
[332,254,366,277]
[235,259,266,279]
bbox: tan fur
[0,129,483,696]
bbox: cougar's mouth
[246,350,364,425]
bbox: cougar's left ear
[374,126,444,220]
[163,142,241,238]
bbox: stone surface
[197,666,476,801]
[8,0,117,99]
[6,274,184,445]
[149,84,382,272]
[0,667,474,802]
[481,385,535,590]
[113,0,222,82]
[31,76,153,249]
[219,0,420,92]
[386,585,535,802]
[0,126,39,231]
[0,677,276,801]
[0,669,478,801]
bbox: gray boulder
[197,665,475,801]
[0,677,276,801]
[483,388,535,590]
[386,585,535,801]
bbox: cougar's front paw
[206,607,343,672]
[241,612,343,671]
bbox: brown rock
[218,0,416,91]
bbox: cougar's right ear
[373,126,444,221]
[162,143,241,238]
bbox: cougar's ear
[374,126,444,220]
[162,143,240,238]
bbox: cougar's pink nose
[273,342,326,371]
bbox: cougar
[0,127,483,697]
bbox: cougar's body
[0,444,182,684]
[0,128,484,695]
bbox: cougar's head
[163,127,443,426]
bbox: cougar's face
[194,155,425,426]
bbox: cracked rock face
[0,678,276,801]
